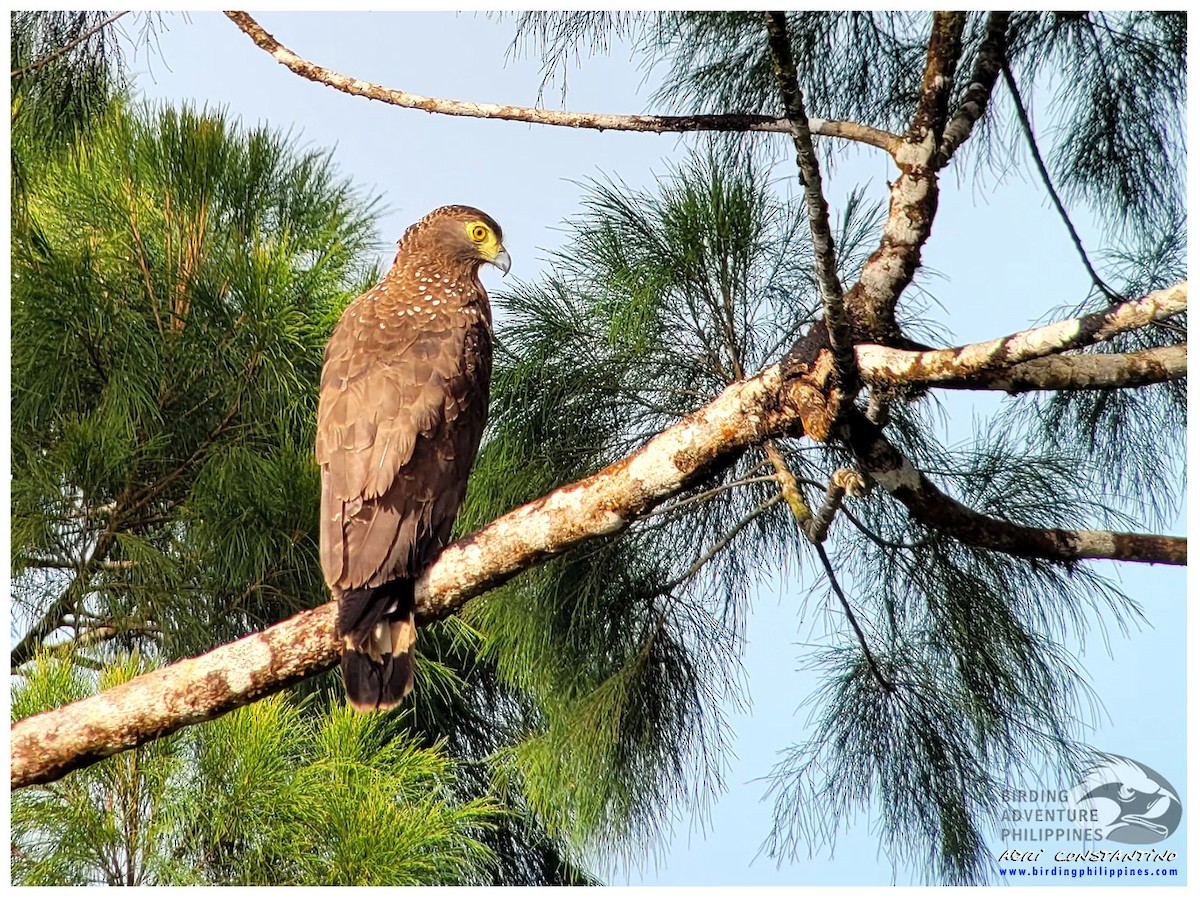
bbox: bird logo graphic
[1070,753,1182,844]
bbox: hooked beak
[491,246,512,276]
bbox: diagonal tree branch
[841,407,1186,566]
[935,11,1010,168]
[222,11,901,150]
[855,281,1186,387]
[763,11,856,409]
[11,527,121,668]
[12,367,795,788]
[11,284,1187,787]
[806,469,868,544]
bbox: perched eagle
[316,205,509,711]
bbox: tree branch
[1001,59,1122,302]
[841,407,1186,566]
[222,11,900,149]
[12,604,339,788]
[763,11,856,409]
[855,282,1187,387]
[929,344,1186,393]
[11,527,120,668]
[935,11,1010,167]
[10,10,130,79]
[843,12,966,342]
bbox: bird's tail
[335,579,417,711]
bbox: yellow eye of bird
[469,224,489,242]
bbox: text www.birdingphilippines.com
[997,853,1180,881]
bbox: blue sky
[116,11,1187,887]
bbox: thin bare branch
[764,438,812,525]
[644,472,779,521]
[10,11,130,79]
[1001,59,1123,302]
[813,541,893,692]
[222,11,900,149]
[653,494,784,597]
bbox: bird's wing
[316,312,467,588]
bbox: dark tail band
[336,579,418,711]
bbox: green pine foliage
[10,82,589,885]
[11,11,129,216]
[11,99,379,662]
[11,657,502,886]
[458,131,1169,879]
[12,11,1185,888]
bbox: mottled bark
[842,408,1187,566]
[764,11,856,409]
[856,283,1187,387]
[12,605,339,788]
[844,12,966,342]
[931,344,1186,393]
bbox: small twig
[813,541,893,692]
[652,494,785,598]
[10,11,130,79]
[806,469,868,544]
[840,506,932,552]
[1001,60,1124,303]
[643,471,779,520]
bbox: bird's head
[405,205,511,275]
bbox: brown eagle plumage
[317,205,509,711]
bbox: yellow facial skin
[465,220,511,274]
